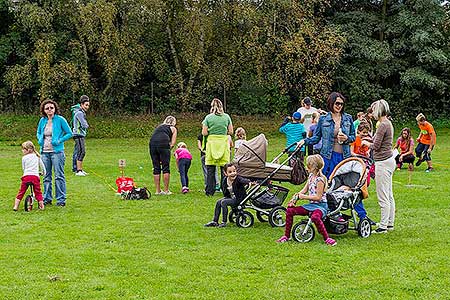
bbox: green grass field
[0,120,449,299]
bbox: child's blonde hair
[306,154,327,189]
[177,142,187,149]
[22,140,40,157]
[235,127,246,140]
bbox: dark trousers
[178,158,191,187]
[395,154,415,167]
[72,136,86,172]
[307,144,314,156]
[415,143,431,161]
[206,165,224,196]
[213,197,236,223]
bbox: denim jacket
[304,112,355,159]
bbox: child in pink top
[174,142,193,194]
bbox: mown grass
[0,116,449,299]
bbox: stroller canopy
[233,134,267,168]
[328,157,367,192]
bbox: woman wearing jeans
[36,100,73,206]
[362,100,396,233]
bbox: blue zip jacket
[304,112,355,159]
[279,118,306,152]
[36,115,73,153]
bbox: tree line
[0,0,449,118]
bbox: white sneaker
[81,170,89,175]
[76,171,86,176]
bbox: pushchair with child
[291,156,372,242]
[230,134,307,228]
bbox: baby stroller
[230,134,307,228]
[291,156,372,242]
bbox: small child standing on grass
[204,163,252,228]
[276,155,336,246]
[14,141,46,211]
[174,142,192,194]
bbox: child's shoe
[181,186,188,194]
[276,236,289,243]
[38,201,45,210]
[217,222,227,228]
[374,227,388,234]
[215,184,221,191]
[425,167,434,173]
[408,164,414,171]
[325,237,337,246]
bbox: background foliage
[0,0,449,118]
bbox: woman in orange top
[394,128,415,171]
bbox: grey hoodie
[72,107,89,137]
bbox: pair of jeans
[213,197,237,223]
[41,151,67,205]
[206,165,223,196]
[178,158,191,188]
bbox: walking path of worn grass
[0,122,449,299]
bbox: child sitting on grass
[276,155,337,246]
[174,142,192,194]
[14,141,46,211]
[204,163,252,228]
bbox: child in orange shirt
[415,113,436,172]
[351,122,371,157]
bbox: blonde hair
[22,140,40,157]
[235,127,246,140]
[371,99,390,120]
[416,113,426,122]
[163,115,176,126]
[177,142,187,148]
[306,155,327,189]
[210,98,224,115]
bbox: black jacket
[221,175,250,203]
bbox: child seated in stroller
[204,163,254,228]
[276,155,337,246]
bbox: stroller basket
[251,185,289,209]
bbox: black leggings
[150,146,171,175]
[213,197,237,223]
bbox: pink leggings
[284,206,329,240]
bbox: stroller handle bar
[270,140,305,164]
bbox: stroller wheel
[236,211,254,228]
[292,220,315,243]
[228,210,237,223]
[268,206,287,227]
[358,218,372,238]
[24,195,33,212]
[256,211,269,223]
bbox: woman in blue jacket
[302,92,374,225]
[36,100,72,206]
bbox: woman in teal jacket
[36,100,72,206]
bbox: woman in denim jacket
[303,92,355,177]
[302,92,375,225]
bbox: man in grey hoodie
[72,95,90,176]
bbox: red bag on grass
[115,177,136,193]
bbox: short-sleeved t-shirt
[202,113,232,135]
[352,136,370,157]
[418,122,435,145]
[396,137,414,154]
[297,106,318,132]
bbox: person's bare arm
[170,127,177,148]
